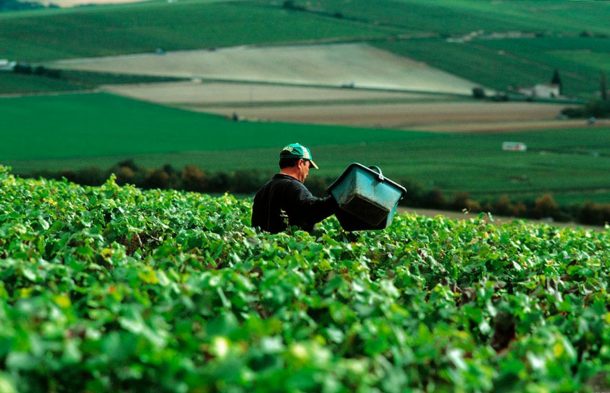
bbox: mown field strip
[51,43,480,94]
[101,81,455,106]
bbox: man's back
[252,174,335,233]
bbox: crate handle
[368,166,385,181]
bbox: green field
[0,72,84,94]
[0,69,187,95]
[377,37,610,98]
[1,0,609,97]
[2,93,609,205]
[1,170,609,391]
[284,0,610,36]
[0,1,396,62]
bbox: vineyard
[1,166,609,392]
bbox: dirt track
[186,100,602,133]
[103,82,606,133]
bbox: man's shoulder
[269,174,303,188]
[255,174,300,196]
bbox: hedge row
[26,160,610,227]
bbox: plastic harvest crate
[328,163,407,231]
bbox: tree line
[25,160,610,227]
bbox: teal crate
[328,163,406,231]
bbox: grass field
[2,92,609,205]
[377,37,610,98]
[0,92,425,161]
[0,72,84,94]
[0,1,396,62]
[0,69,185,95]
[2,0,608,97]
[283,0,610,36]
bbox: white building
[0,59,16,71]
[518,84,560,98]
[502,142,527,152]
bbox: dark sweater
[251,174,336,233]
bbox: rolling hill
[1,0,608,96]
[2,92,610,204]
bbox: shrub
[422,188,446,209]
[472,87,486,99]
[181,165,207,192]
[560,106,586,118]
[114,166,136,185]
[143,168,172,189]
[533,194,559,219]
[61,167,106,186]
[230,170,266,194]
[13,64,32,74]
[512,202,527,217]
[579,202,610,226]
[206,172,231,192]
[561,99,610,119]
[493,195,514,216]
[398,179,423,207]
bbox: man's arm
[287,182,337,227]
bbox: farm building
[518,84,560,98]
[502,142,527,152]
[0,59,16,71]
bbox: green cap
[280,143,319,169]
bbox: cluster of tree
[560,72,608,118]
[0,0,53,11]
[27,160,610,226]
[282,0,344,19]
[13,64,62,79]
[282,1,306,11]
[31,160,270,194]
[11,64,184,89]
[406,188,610,226]
[561,99,610,119]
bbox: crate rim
[327,162,407,197]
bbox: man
[252,143,337,233]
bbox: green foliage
[0,167,609,391]
[0,93,423,163]
[0,72,83,94]
[0,0,47,12]
[562,99,610,119]
[0,68,184,95]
